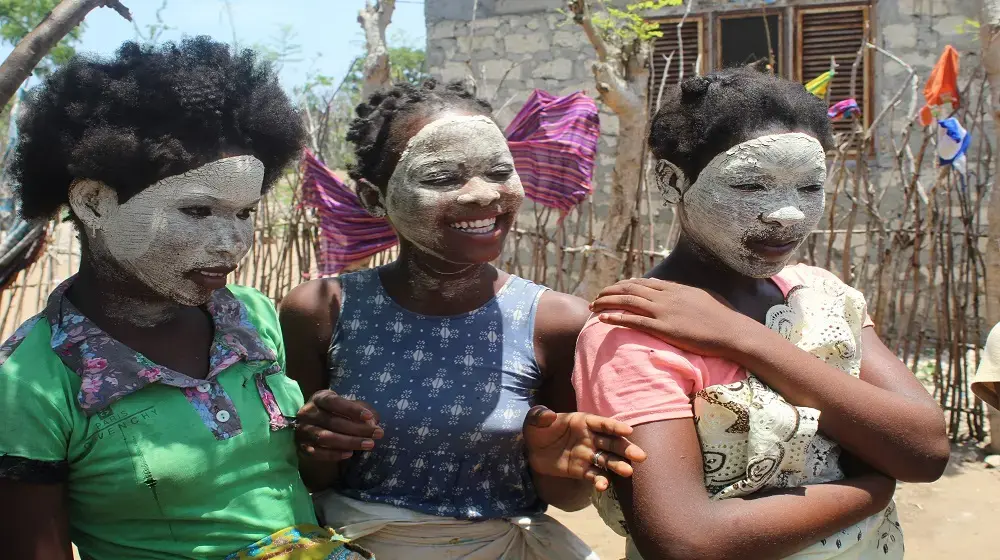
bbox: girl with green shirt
[0,37,369,560]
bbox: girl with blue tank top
[280,79,647,559]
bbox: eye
[237,206,258,220]
[421,173,460,187]
[180,206,211,218]
[731,183,767,192]
[486,166,514,182]
[799,184,824,194]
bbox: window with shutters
[648,17,704,103]
[716,11,783,75]
[796,5,872,140]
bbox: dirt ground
[550,443,1000,560]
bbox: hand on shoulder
[589,277,753,360]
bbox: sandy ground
[549,443,1000,560]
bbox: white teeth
[201,271,225,277]
[449,217,497,231]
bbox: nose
[456,177,501,207]
[207,220,251,261]
[761,205,806,227]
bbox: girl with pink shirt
[572,67,949,559]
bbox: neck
[69,253,183,329]
[382,242,498,314]
[655,234,764,297]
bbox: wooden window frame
[795,3,873,152]
[714,9,785,76]
[648,15,707,98]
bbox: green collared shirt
[0,279,316,559]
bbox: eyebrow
[176,194,261,206]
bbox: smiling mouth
[449,216,499,235]
[187,266,237,289]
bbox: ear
[68,179,118,236]
[654,159,687,205]
[355,178,387,218]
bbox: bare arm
[530,291,595,511]
[0,480,73,560]
[732,326,949,482]
[280,279,378,491]
[618,419,896,560]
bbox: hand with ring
[522,405,647,492]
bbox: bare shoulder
[279,277,343,340]
[535,290,592,341]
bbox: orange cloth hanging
[919,45,960,126]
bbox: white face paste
[76,156,264,306]
[677,132,827,278]
[383,114,524,264]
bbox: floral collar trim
[45,276,280,415]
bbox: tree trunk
[574,102,648,300]
[358,0,396,99]
[570,0,651,300]
[0,0,131,109]
[981,0,1000,451]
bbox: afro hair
[649,67,834,184]
[346,79,493,190]
[12,36,305,220]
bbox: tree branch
[358,0,396,98]
[569,0,609,62]
[0,0,132,109]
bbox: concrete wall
[425,0,987,210]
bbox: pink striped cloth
[504,90,600,213]
[300,150,397,275]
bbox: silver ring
[592,450,605,469]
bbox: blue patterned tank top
[327,268,549,519]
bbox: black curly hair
[346,79,493,190]
[649,67,834,184]
[12,36,305,220]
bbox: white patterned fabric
[593,272,904,559]
[315,491,599,560]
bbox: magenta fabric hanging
[504,90,600,213]
[300,150,397,275]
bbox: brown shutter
[649,17,704,104]
[796,5,871,140]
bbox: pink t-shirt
[572,264,874,426]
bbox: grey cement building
[423,0,984,209]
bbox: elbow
[897,439,950,483]
[632,530,729,560]
[893,416,951,483]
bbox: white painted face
[71,156,264,305]
[382,114,524,264]
[677,132,827,278]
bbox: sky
[0,0,427,92]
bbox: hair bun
[680,76,710,99]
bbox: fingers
[596,312,661,334]
[584,414,633,438]
[297,422,378,451]
[311,391,377,422]
[524,405,558,429]
[590,447,636,478]
[615,277,673,291]
[595,280,663,302]
[590,296,658,317]
[591,433,648,465]
[585,468,610,492]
